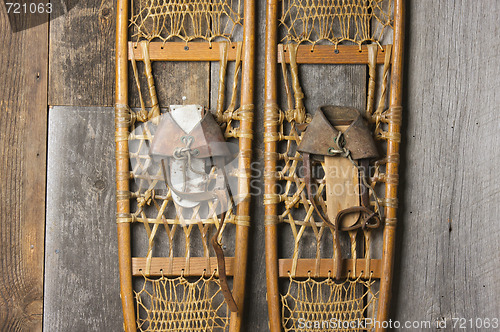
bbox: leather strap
[303,153,342,279]
[211,213,238,312]
[210,158,238,313]
[337,206,380,231]
[337,159,381,231]
[161,158,238,312]
[359,159,370,209]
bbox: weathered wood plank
[48,0,210,107]
[48,0,116,106]
[393,1,500,328]
[128,60,210,109]
[0,9,48,332]
[44,106,122,331]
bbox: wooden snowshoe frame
[264,1,404,331]
[115,1,255,331]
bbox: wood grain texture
[392,1,500,328]
[48,0,210,107]
[0,8,48,332]
[128,41,240,61]
[278,259,382,278]
[48,0,116,106]
[278,44,389,64]
[44,106,122,331]
[131,257,235,277]
[128,60,210,109]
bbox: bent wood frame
[115,1,255,331]
[264,1,405,331]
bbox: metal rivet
[184,46,189,51]
[334,49,339,54]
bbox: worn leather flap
[297,105,378,160]
[150,111,231,158]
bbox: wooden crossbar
[278,44,390,64]
[132,257,235,277]
[128,42,240,61]
[279,258,382,279]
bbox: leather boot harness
[150,107,238,312]
[297,106,382,278]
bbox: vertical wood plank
[393,0,500,327]
[49,0,116,106]
[0,8,48,332]
[44,106,122,331]
[48,0,210,107]
[128,60,210,108]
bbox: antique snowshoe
[114,0,255,331]
[264,0,405,331]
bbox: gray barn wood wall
[0,7,48,332]
[393,1,500,326]
[0,1,499,331]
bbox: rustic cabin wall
[44,0,209,331]
[43,1,119,330]
[392,0,500,326]
[0,7,48,332]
